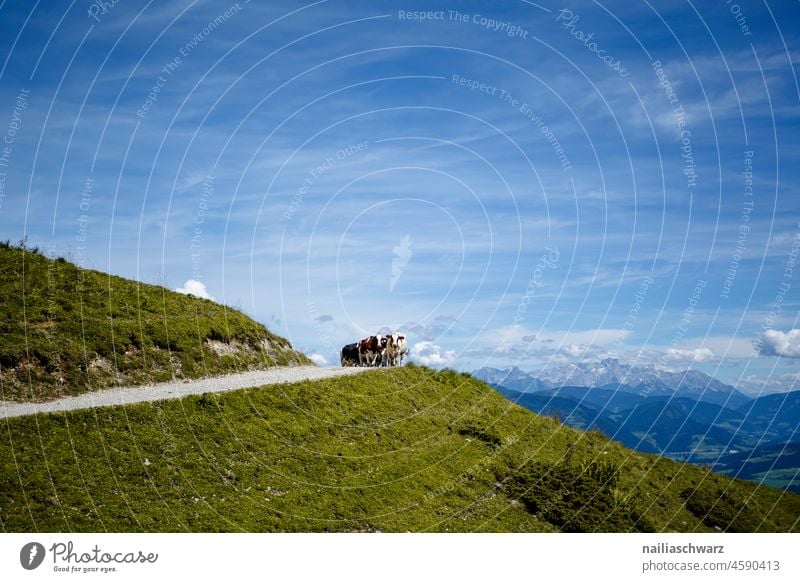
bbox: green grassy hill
[1,365,797,532]
[0,243,311,402]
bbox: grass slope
[0,244,311,402]
[1,366,797,533]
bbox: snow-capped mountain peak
[472,358,751,408]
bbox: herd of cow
[340,332,408,367]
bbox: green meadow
[2,366,797,532]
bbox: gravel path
[0,366,372,420]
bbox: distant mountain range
[473,357,751,408]
[473,359,800,493]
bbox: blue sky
[1,0,798,393]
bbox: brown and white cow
[384,332,408,367]
[358,335,384,367]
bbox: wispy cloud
[2,0,798,388]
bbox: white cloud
[309,353,328,366]
[559,343,609,360]
[475,326,629,363]
[390,234,413,292]
[176,170,210,192]
[662,347,717,364]
[691,336,756,359]
[175,279,214,301]
[624,346,719,371]
[487,326,628,352]
[561,344,586,358]
[403,316,456,341]
[755,329,800,358]
[737,372,800,395]
[410,341,456,368]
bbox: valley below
[474,362,800,494]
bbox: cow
[340,343,359,367]
[378,335,389,367]
[384,332,408,367]
[358,335,384,367]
